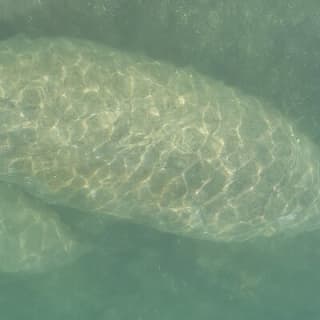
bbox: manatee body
[0,182,84,273]
[0,36,319,241]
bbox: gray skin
[0,36,320,242]
[1,0,319,143]
[0,182,84,273]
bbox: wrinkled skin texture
[1,36,320,243]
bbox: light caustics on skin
[0,36,320,245]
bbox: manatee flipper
[0,36,320,241]
[0,182,85,273]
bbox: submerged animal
[0,35,320,244]
[0,182,84,273]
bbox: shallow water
[1,1,320,319]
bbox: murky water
[0,1,320,319]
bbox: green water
[0,1,320,319]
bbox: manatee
[0,182,84,273]
[0,35,320,242]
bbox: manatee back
[0,36,319,241]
